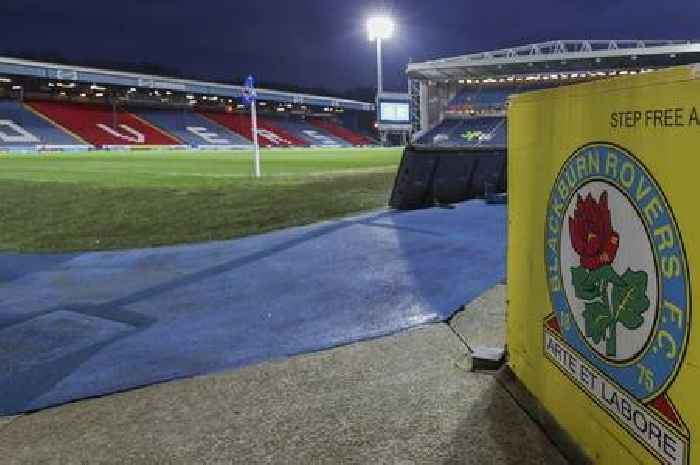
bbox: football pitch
[0,147,403,252]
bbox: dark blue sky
[1,0,698,93]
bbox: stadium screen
[379,101,410,123]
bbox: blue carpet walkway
[0,201,506,415]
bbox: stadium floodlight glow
[367,16,394,41]
[367,15,395,97]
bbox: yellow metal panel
[508,66,700,465]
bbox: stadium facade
[406,40,700,146]
[0,57,376,151]
[389,40,700,209]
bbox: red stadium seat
[309,118,373,146]
[258,117,308,147]
[27,101,181,147]
[198,112,307,147]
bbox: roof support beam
[407,39,700,81]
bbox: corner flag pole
[251,99,261,178]
[244,75,261,178]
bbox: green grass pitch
[0,147,403,252]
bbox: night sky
[1,0,698,94]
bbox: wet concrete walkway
[0,321,567,465]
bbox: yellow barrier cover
[508,66,700,465]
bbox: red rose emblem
[568,191,620,270]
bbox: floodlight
[367,16,394,41]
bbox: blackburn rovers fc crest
[544,143,691,465]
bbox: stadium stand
[446,83,560,114]
[256,118,313,147]
[27,101,182,147]
[448,88,512,110]
[136,110,251,146]
[309,118,374,145]
[418,117,506,147]
[198,112,307,147]
[1,99,376,150]
[418,119,462,145]
[0,100,83,147]
[271,118,350,147]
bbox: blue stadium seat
[417,117,506,147]
[418,119,462,145]
[448,88,514,109]
[447,83,561,112]
[271,118,351,147]
[136,110,251,146]
[0,100,83,147]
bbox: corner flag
[243,74,261,178]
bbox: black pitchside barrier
[389,146,507,210]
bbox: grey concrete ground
[450,285,506,352]
[0,319,566,465]
[0,415,18,428]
